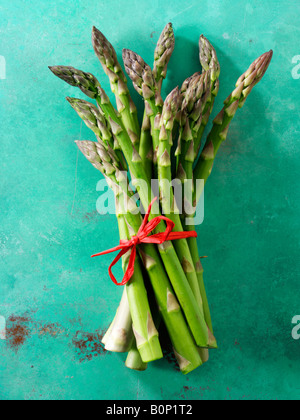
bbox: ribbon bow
[92,197,197,286]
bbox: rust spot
[6,315,31,351]
[163,348,180,372]
[82,210,98,223]
[72,329,107,363]
[39,323,64,337]
[69,316,83,327]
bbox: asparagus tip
[122,49,155,98]
[122,48,130,60]
[92,25,107,45]
[267,50,274,63]
[153,22,175,81]
[48,66,60,76]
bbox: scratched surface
[1,0,300,400]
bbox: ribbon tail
[107,247,132,286]
[168,231,198,240]
[120,246,137,286]
[91,244,125,258]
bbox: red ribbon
[91,197,197,286]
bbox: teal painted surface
[0,0,300,400]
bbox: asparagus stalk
[76,140,162,363]
[189,243,214,334]
[104,204,148,369]
[139,23,175,180]
[181,37,220,333]
[194,35,221,156]
[126,340,148,371]
[76,140,203,373]
[176,73,215,334]
[123,49,163,170]
[92,27,140,146]
[118,200,163,363]
[199,348,209,364]
[66,97,128,170]
[176,71,211,184]
[187,51,273,334]
[181,72,201,95]
[158,88,207,317]
[104,287,133,352]
[116,206,148,368]
[159,86,217,348]
[139,104,153,182]
[194,50,274,204]
[49,65,210,348]
[97,156,149,367]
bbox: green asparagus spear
[193,35,221,156]
[157,88,216,348]
[126,339,148,371]
[140,23,175,180]
[194,50,273,204]
[103,208,148,369]
[176,71,211,183]
[103,287,133,353]
[153,22,175,90]
[182,36,220,334]
[175,73,215,335]
[190,52,273,328]
[139,102,153,181]
[49,66,101,98]
[92,27,140,145]
[158,89,202,305]
[177,38,220,332]
[122,49,163,170]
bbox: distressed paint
[0,0,300,401]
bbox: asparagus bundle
[49,23,272,374]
